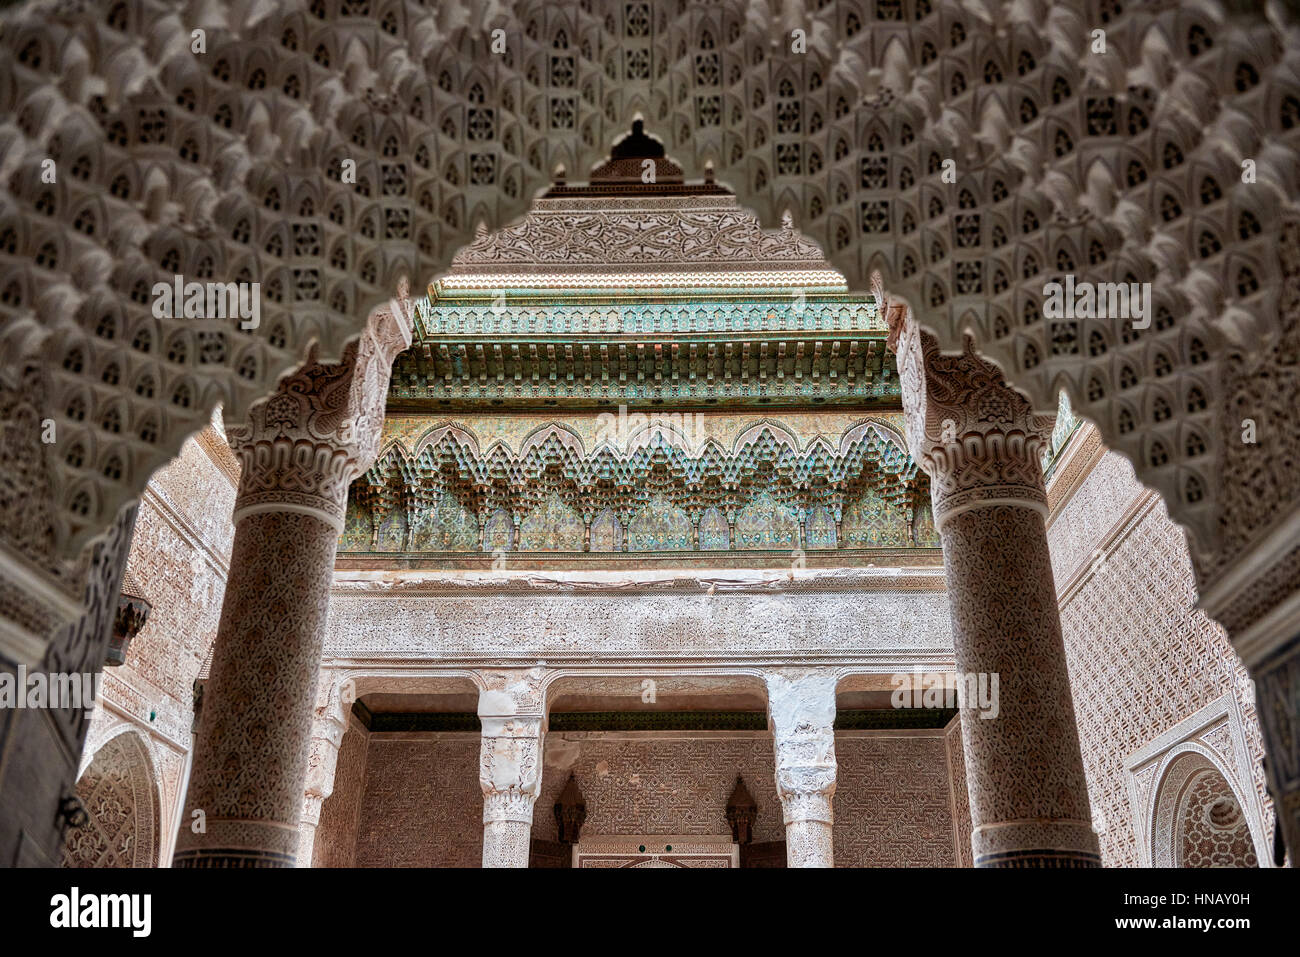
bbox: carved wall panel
[832,731,957,868]
[628,495,693,551]
[1046,440,1140,586]
[376,509,407,552]
[734,490,800,550]
[341,499,373,551]
[699,507,729,550]
[842,484,913,548]
[1051,447,1271,866]
[323,573,954,662]
[409,491,478,551]
[516,490,584,552]
[534,732,786,845]
[485,509,512,552]
[590,509,623,552]
[353,733,483,868]
[807,505,837,548]
[313,720,370,868]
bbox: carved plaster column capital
[884,301,1052,528]
[226,305,413,531]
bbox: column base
[173,818,301,868]
[972,819,1101,868]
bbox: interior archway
[0,0,1295,873]
[61,730,161,868]
[1151,750,1261,868]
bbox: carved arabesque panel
[62,730,160,868]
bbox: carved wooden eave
[393,298,898,410]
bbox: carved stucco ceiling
[0,0,1295,604]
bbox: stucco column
[764,668,837,867]
[478,668,547,868]
[173,304,412,867]
[1207,540,1300,866]
[1244,636,1299,866]
[0,501,138,866]
[295,689,350,868]
[885,295,1100,867]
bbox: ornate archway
[1,1,1294,581]
[0,0,1296,864]
[61,728,161,868]
[1150,748,1262,868]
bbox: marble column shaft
[765,668,838,867]
[886,295,1100,868]
[173,304,412,867]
